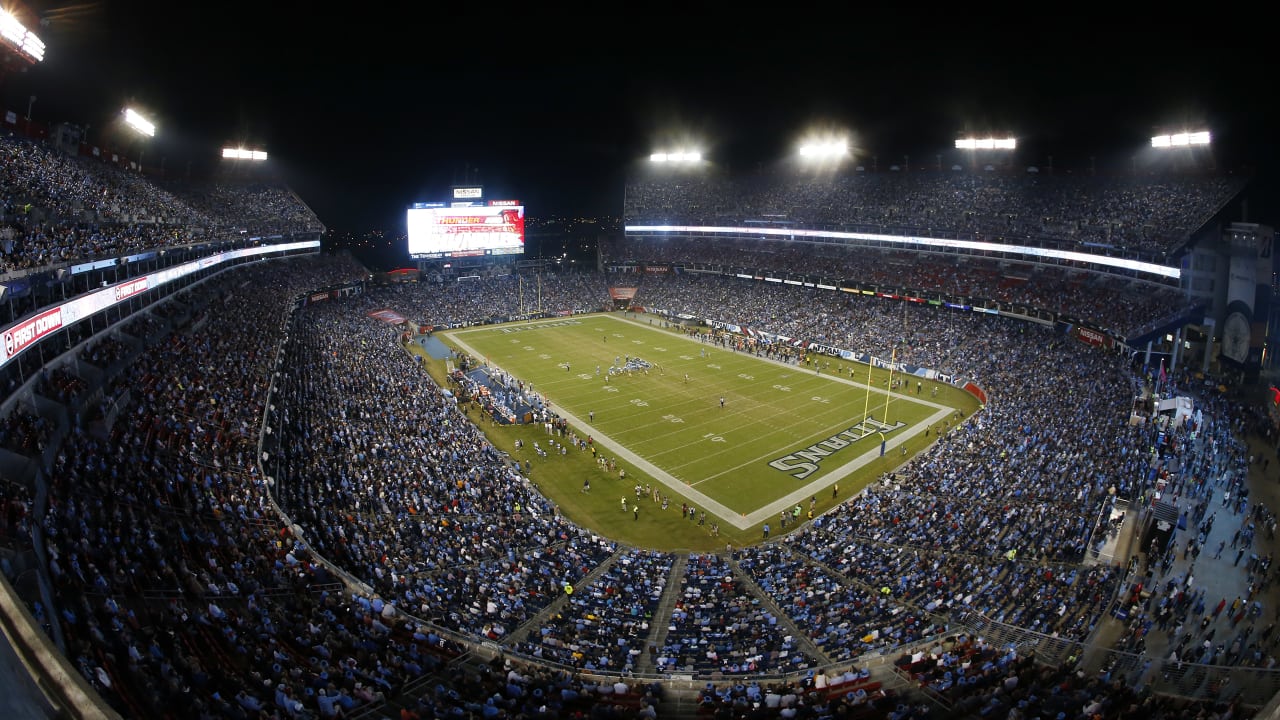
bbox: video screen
[407,205,525,258]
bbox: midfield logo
[769,418,906,479]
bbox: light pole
[26,95,35,121]
[123,108,156,174]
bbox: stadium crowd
[1,127,1228,342]
[658,552,808,676]
[407,272,611,327]
[269,273,1265,668]
[604,241,1187,339]
[1,253,1269,719]
[737,543,945,663]
[4,241,1274,716]
[1,133,322,273]
[891,633,1246,720]
[515,548,671,674]
[267,281,1169,657]
[622,168,1244,258]
[0,132,1272,720]
[14,255,473,720]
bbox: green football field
[444,313,966,529]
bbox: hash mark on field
[459,311,948,455]
[623,373,923,471]
[623,372,941,448]
[448,312,956,527]
[618,391,854,459]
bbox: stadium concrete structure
[2,78,1280,720]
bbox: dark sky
[3,4,1277,233]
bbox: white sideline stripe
[448,313,962,530]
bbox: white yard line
[448,314,966,530]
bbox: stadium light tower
[0,9,45,65]
[123,108,156,137]
[955,136,1017,150]
[222,148,269,161]
[1,8,44,130]
[798,139,849,160]
[1151,130,1211,148]
[1143,126,1214,173]
[122,107,155,173]
[795,132,853,171]
[649,150,703,164]
[956,134,1017,170]
[222,147,270,179]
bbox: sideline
[446,314,967,530]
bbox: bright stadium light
[123,108,156,137]
[0,9,45,63]
[222,148,269,161]
[956,137,1017,150]
[650,150,702,164]
[797,139,850,160]
[1152,131,1211,148]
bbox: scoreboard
[407,193,525,259]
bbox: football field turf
[445,313,964,530]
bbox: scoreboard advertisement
[407,202,525,259]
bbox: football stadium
[2,12,1280,720]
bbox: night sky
[2,4,1277,235]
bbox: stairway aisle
[499,547,628,648]
[634,552,689,675]
[727,556,834,667]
